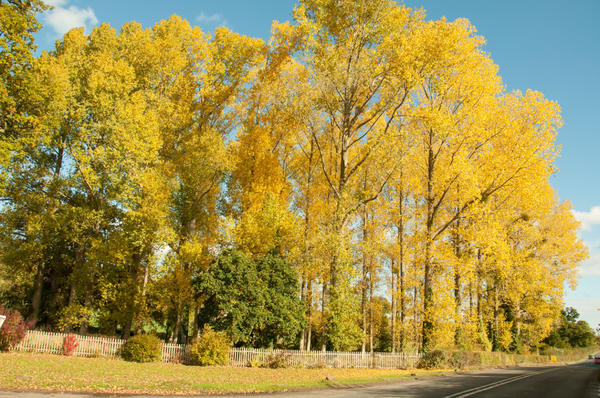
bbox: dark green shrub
[417,349,447,369]
[0,307,29,351]
[120,334,161,363]
[189,326,231,366]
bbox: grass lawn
[0,352,447,395]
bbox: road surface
[1,359,599,398]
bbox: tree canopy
[194,249,305,348]
[0,0,588,353]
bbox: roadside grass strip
[0,353,447,395]
[442,368,561,398]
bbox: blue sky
[37,0,600,329]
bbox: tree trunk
[396,189,406,352]
[299,275,306,351]
[414,285,419,350]
[122,313,134,340]
[306,278,313,351]
[476,249,482,324]
[422,237,433,351]
[321,280,327,351]
[391,260,396,353]
[171,300,183,343]
[79,292,91,335]
[399,252,405,352]
[29,260,45,327]
[369,258,374,354]
[493,283,499,351]
[361,254,367,353]
[453,222,462,345]
[422,134,435,352]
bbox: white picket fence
[228,346,421,368]
[17,330,123,358]
[16,330,420,368]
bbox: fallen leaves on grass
[0,352,442,395]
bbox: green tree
[194,249,305,348]
[544,307,596,348]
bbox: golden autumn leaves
[0,0,587,351]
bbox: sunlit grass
[0,352,446,395]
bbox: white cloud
[44,0,68,6]
[196,12,227,28]
[578,253,600,276]
[572,206,600,231]
[44,1,98,37]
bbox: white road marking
[442,368,561,398]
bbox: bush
[189,326,231,366]
[120,334,161,363]
[55,304,91,332]
[261,351,292,368]
[171,352,181,365]
[417,349,447,369]
[247,359,261,368]
[91,349,104,358]
[62,334,79,356]
[448,350,482,369]
[0,307,29,351]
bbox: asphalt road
[1,359,599,398]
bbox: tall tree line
[0,0,587,352]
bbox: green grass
[0,352,446,395]
[2,348,593,395]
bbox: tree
[544,307,595,348]
[157,19,264,342]
[0,1,588,355]
[0,0,47,194]
[194,249,305,348]
[292,0,422,350]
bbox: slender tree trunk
[123,252,142,339]
[300,275,306,350]
[453,217,462,345]
[321,280,327,351]
[493,283,499,351]
[306,278,313,351]
[142,259,149,296]
[369,257,374,354]
[301,138,315,351]
[29,260,45,327]
[361,255,367,353]
[422,134,435,352]
[188,302,198,340]
[414,285,419,350]
[391,259,396,353]
[122,314,134,339]
[469,280,474,340]
[476,249,482,324]
[171,300,183,343]
[68,282,76,307]
[399,252,405,352]
[422,236,433,351]
[396,188,406,352]
[79,293,91,335]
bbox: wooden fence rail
[16,330,421,369]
